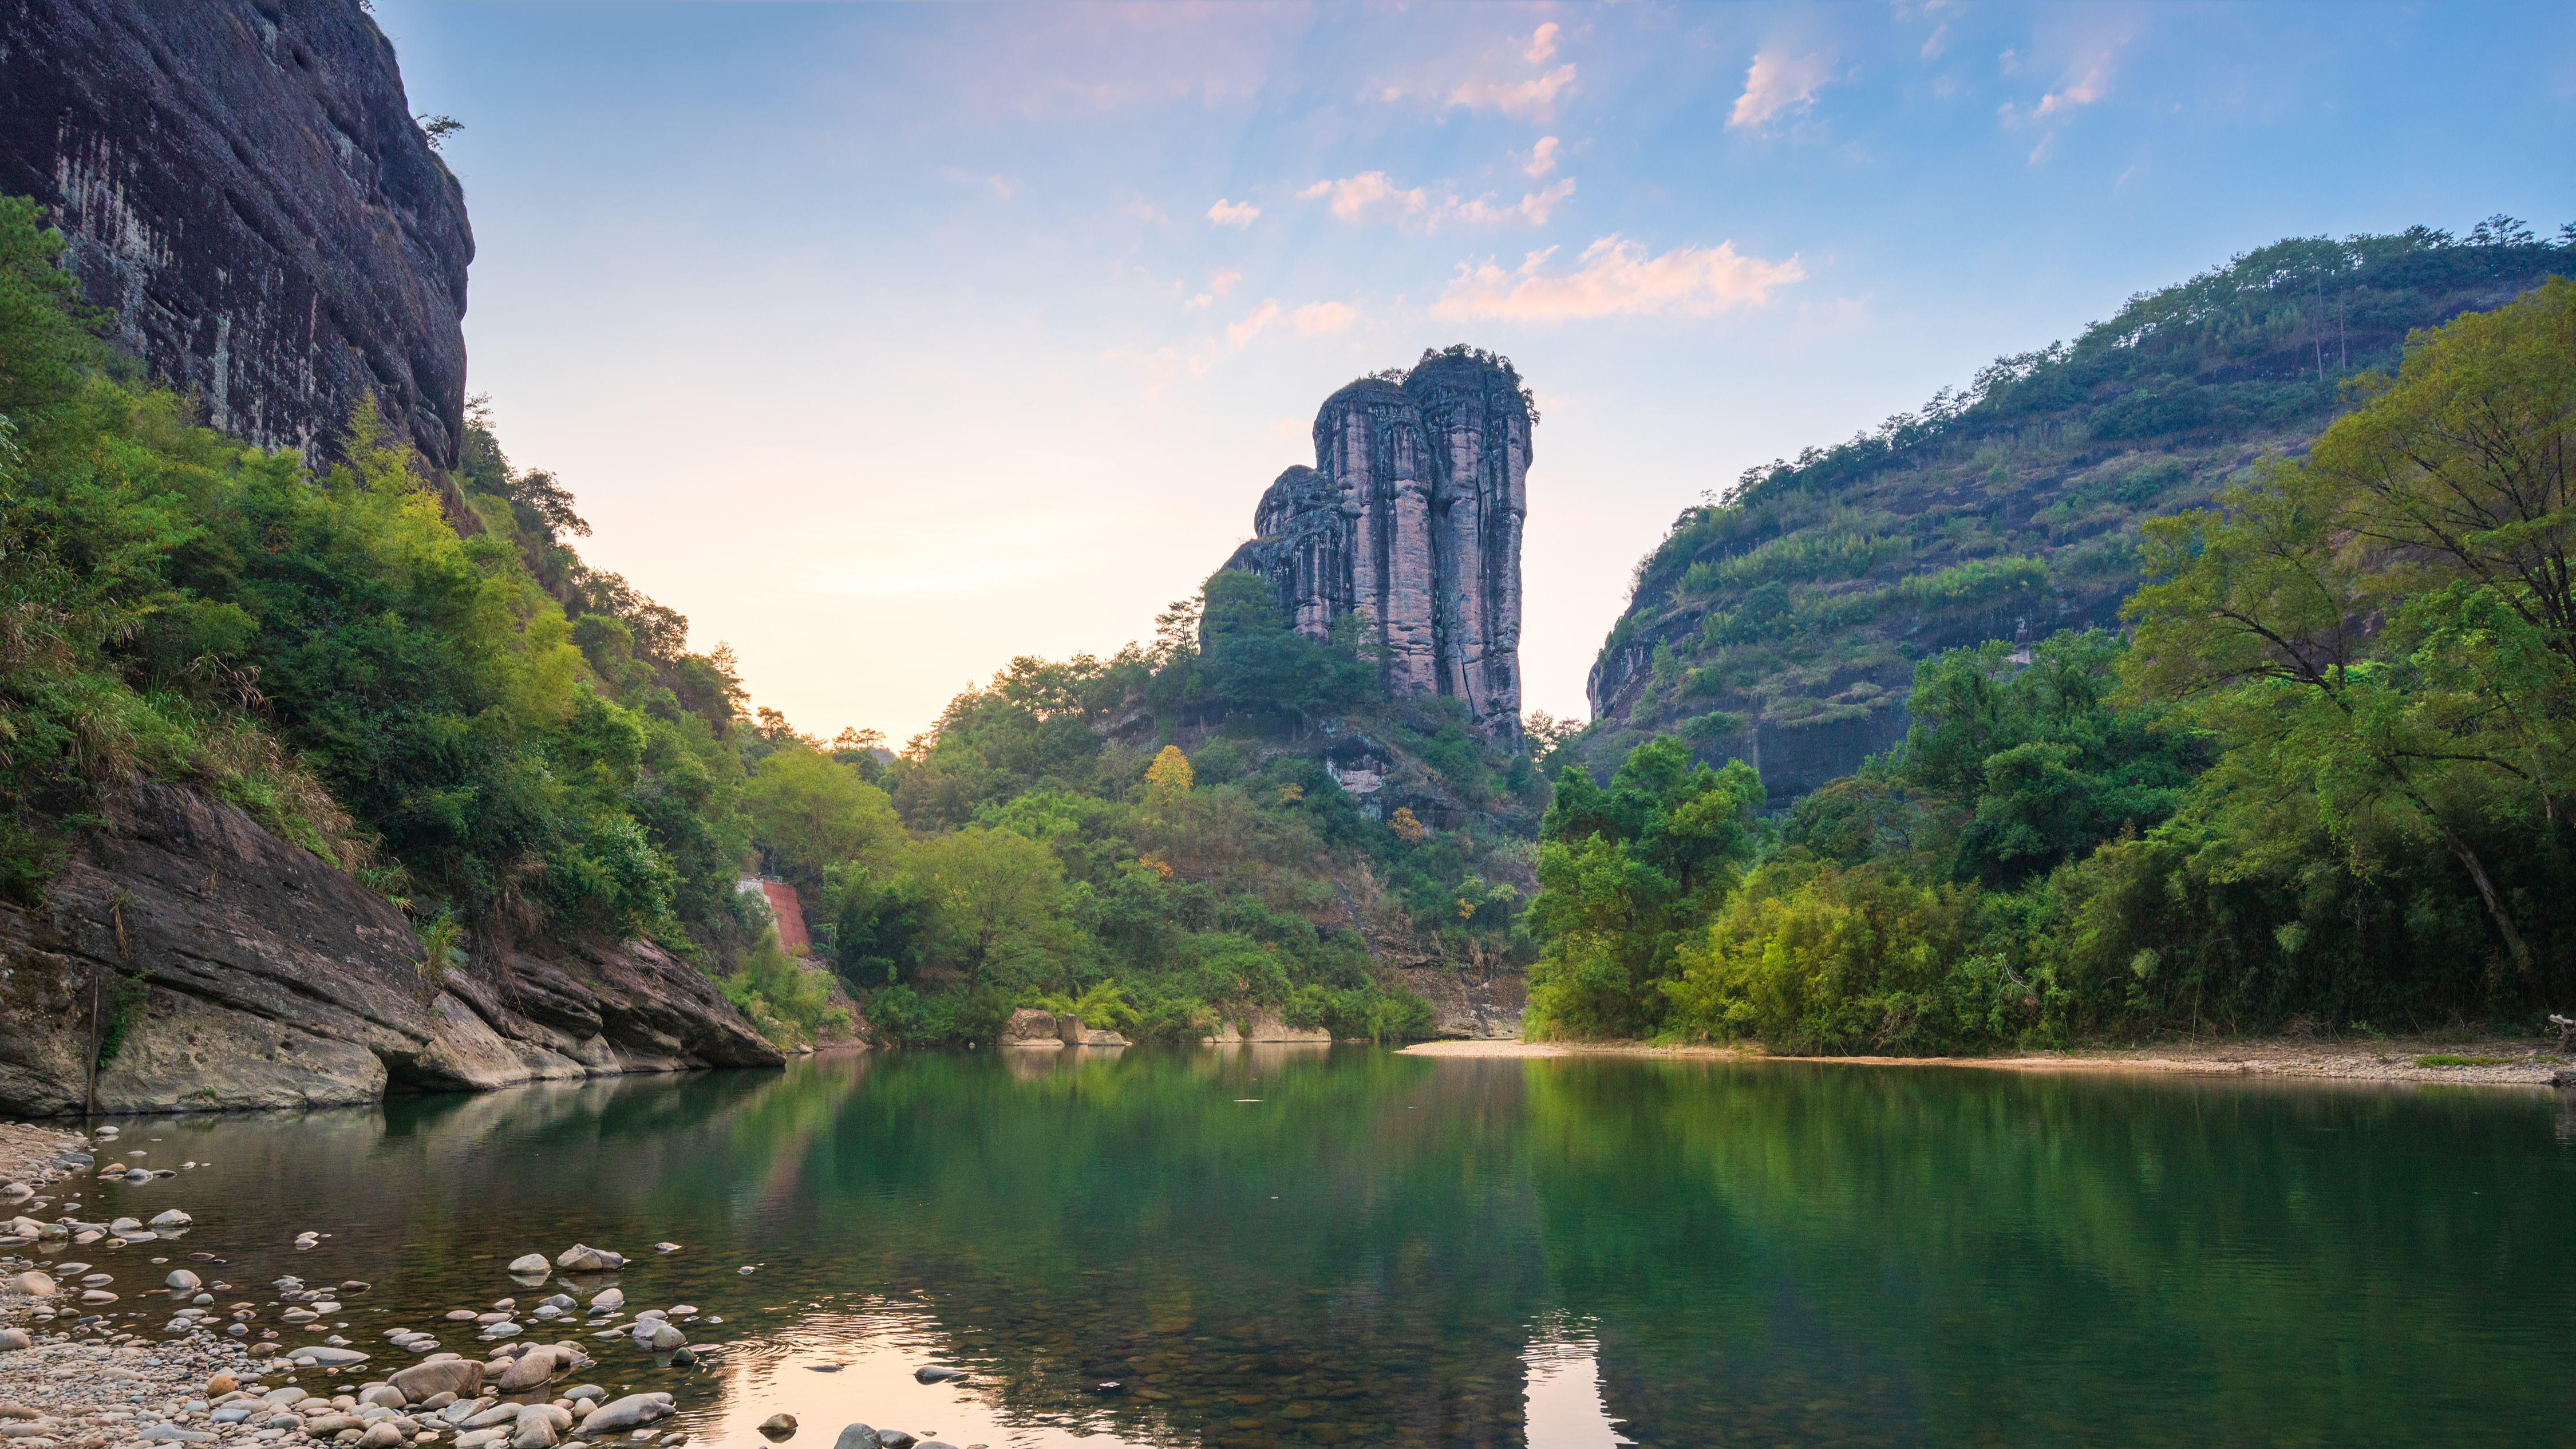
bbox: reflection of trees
[118,1052,2574,1449]
[1524,1061,2576,1446]
[790,1047,1553,1446]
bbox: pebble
[757,1414,796,1437]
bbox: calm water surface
[57,1048,2576,1448]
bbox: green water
[52,1048,2576,1448]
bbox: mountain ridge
[1572,219,2573,800]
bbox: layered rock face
[0,783,781,1116]
[1223,349,1530,740]
[0,0,473,470]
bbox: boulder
[828,1427,879,1449]
[553,1245,624,1273]
[149,1210,192,1228]
[9,1271,54,1297]
[495,1348,559,1391]
[999,1009,1060,1047]
[506,1255,548,1276]
[576,1395,671,1435]
[390,1359,484,1401]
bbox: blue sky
[371,1,2574,741]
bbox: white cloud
[1301,172,1431,226]
[1302,169,1573,232]
[1207,198,1261,227]
[1432,235,1805,321]
[1525,136,1562,177]
[1449,63,1577,121]
[1524,22,1560,64]
[1728,49,1838,130]
[1453,177,1577,228]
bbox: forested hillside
[1526,267,2574,1046]
[1579,218,2573,800]
[0,195,1534,1052]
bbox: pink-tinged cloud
[1207,198,1261,226]
[1432,235,1805,321]
[1452,177,1576,228]
[1303,169,1572,231]
[1525,136,1561,177]
[1290,301,1359,336]
[1224,297,1357,347]
[2032,62,2110,117]
[1449,62,1576,120]
[1524,22,1560,64]
[1227,299,1282,347]
[1728,49,1837,129]
[1301,172,1431,226]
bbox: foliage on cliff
[1531,279,2575,1045]
[0,192,1515,1046]
[0,192,836,1035]
[1579,216,2575,799]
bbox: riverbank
[1401,1034,2576,1086]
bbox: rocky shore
[0,1123,985,1449]
[0,785,783,1119]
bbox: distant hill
[1575,218,2573,801]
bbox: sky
[369,0,2575,743]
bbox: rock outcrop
[0,0,473,472]
[1223,347,1530,741]
[0,783,782,1116]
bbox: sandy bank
[1401,1035,2576,1087]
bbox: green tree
[742,743,902,885]
[2125,277,2576,978]
[1524,737,1765,1037]
[916,825,1066,993]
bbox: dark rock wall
[0,784,781,1117]
[1223,353,1530,740]
[0,0,473,470]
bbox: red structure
[758,879,811,951]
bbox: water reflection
[1519,1321,1629,1449]
[61,1049,2576,1448]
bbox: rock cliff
[0,784,781,1116]
[1222,347,1531,741]
[0,0,473,471]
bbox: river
[49,1047,2576,1447]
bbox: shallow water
[48,1047,2576,1448]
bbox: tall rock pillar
[1406,351,1530,743]
[1219,349,1530,741]
[1315,380,1440,698]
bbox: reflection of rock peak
[1224,349,1531,740]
